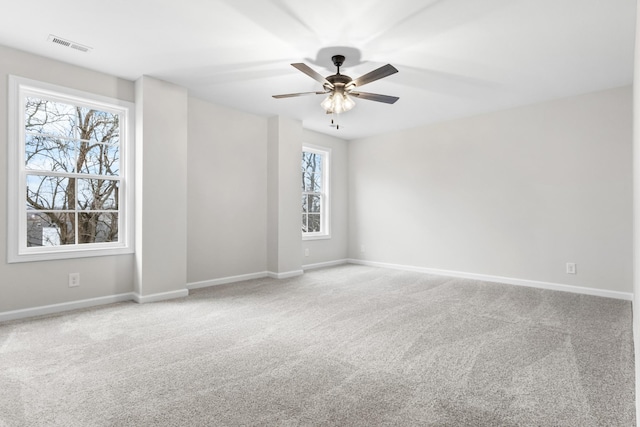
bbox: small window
[302,146,330,239]
[8,76,134,262]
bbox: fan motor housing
[325,74,353,93]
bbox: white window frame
[7,75,135,263]
[302,144,330,240]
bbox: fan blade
[273,91,327,99]
[350,91,399,104]
[291,63,333,88]
[351,64,398,87]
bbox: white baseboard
[0,292,136,323]
[302,259,349,271]
[189,270,304,287]
[347,259,633,301]
[1,268,308,322]
[0,286,193,322]
[187,271,269,290]
[268,270,304,279]
[10,260,619,323]
[133,289,189,304]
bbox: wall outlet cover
[68,272,80,287]
[566,263,576,274]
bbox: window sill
[8,245,134,263]
[302,234,331,241]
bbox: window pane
[78,108,119,143]
[302,213,307,232]
[25,100,120,175]
[302,194,308,213]
[26,175,72,210]
[26,212,75,247]
[79,142,120,176]
[302,151,322,192]
[303,171,322,192]
[78,212,118,244]
[301,152,311,169]
[78,179,118,210]
[25,98,76,138]
[308,214,321,232]
[309,195,321,213]
[26,135,75,172]
[302,152,321,171]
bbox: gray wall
[187,98,268,283]
[349,86,633,293]
[302,129,349,267]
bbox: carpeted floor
[0,265,635,426]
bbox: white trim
[268,270,304,279]
[347,259,633,301]
[302,259,348,271]
[7,75,135,263]
[302,145,331,239]
[7,75,19,263]
[302,234,332,241]
[0,292,136,323]
[132,289,189,304]
[187,272,269,290]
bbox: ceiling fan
[272,55,399,115]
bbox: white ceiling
[0,0,636,140]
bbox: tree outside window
[302,147,330,238]
[25,98,120,247]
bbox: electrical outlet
[304,248,309,257]
[566,263,576,275]
[68,272,80,287]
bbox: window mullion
[23,170,122,181]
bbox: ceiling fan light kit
[321,92,355,114]
[273,54,399,128]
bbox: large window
[8,76,134,262]
[302,146,330,239]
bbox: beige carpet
[0,264,635,426]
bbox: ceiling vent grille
[47,35,92,53]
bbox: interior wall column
[134,76,189,301]
[267,116,303,278]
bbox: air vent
[47,34,92,53]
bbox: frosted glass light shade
[321,93,355,114]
